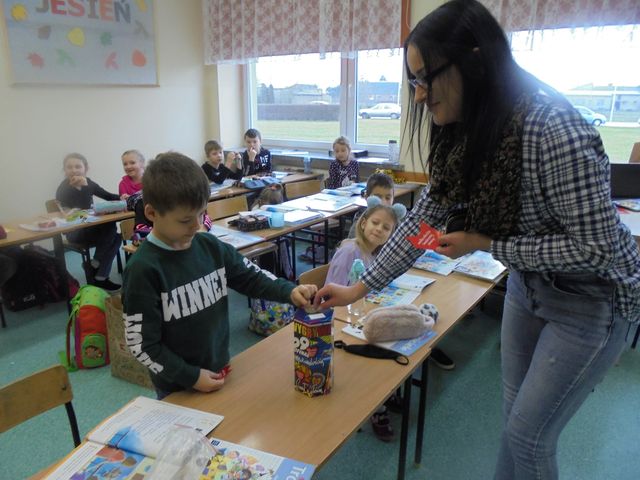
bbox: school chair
[284,179,339,268]
[207,195,249,220]
[297,263,329,289]
[119,218,136,262]
[0,365,81,447]
[629,142,640,163]
[45,200,123,280]
[283,179,323,201]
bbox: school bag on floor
[61,285,110,370]
[1,245,79,311]
[248,298,296,336]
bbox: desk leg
[415,360,429,464]
[53,234,72,314]
[324,220,329,264]
[397,375,412,480]
[289,236,297,280]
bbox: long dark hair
[404,0,564,189]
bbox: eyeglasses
[408,62,453,90]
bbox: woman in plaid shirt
[316,1,640,478]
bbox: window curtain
[481,0,640,32]
[203,0,402,64]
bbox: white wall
[0,0,212,220]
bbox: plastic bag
[147,426,215,480]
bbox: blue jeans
[494,271,627,480]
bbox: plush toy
[360,303,438,343]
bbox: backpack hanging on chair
[248,298,296,336]
[61,285,110,371]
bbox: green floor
[1,252,639,479]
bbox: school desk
[29,259,496,480]
[0,210,135,311]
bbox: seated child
[119,150,145,200]
[122,152,317,399]
[241,128,272,176]
[327,136,359,189]
[55,153,122,291]
[325,202,405,442]
[348,172,395,238]
[347,177,456,371]
[202,140,243,184]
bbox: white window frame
[244,53,393,155]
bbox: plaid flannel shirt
[361,94,640,323]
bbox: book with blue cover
[453,250,506,281]
[342,325,437,356]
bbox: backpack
[1,245,79,311]
[62,285,110,370]
[248,298,296,336]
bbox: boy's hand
[193,368,225,393]
[247,148,257,163]
[291,284,318,307]
[225,152,238,170]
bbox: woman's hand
[120,193,130,201]
[313,281,369,309]
[436,231,492,258]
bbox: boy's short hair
[365,173,394,195]
[244,128,262,141]
[204,140,222,156]
[143,152,210,215]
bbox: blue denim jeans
[494,270,627,480]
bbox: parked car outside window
[359,103,401,119]
[574,105,607,126]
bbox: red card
[406,221,441,250]
[219,365,232,378]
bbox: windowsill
[271,150,404,171]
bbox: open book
[46,396,224,480]
[365,273,435,307]
[413,250,465,276]
[453,250,506,282]
[200,438,315,479]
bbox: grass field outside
[259,119,639,164]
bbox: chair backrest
[284,179,323,200]
[298,263,330,289]
[45,199,61,214]
[610,163,640,198]
[120,218,135,242]
[0,365,81,446]
[207,195,249,221]
[629,142,640,164]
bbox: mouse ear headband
[366,195,407,221]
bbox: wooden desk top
[0,211,133,248]
[166,322,428,468]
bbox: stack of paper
[208,225,263,249]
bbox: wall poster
[2,0,157,85]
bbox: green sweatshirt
[122,232,294,393]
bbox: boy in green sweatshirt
[122,152,317,398]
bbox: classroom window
[247,49,403,153]
[510,24,640,163]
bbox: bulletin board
[2,0,157,85]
